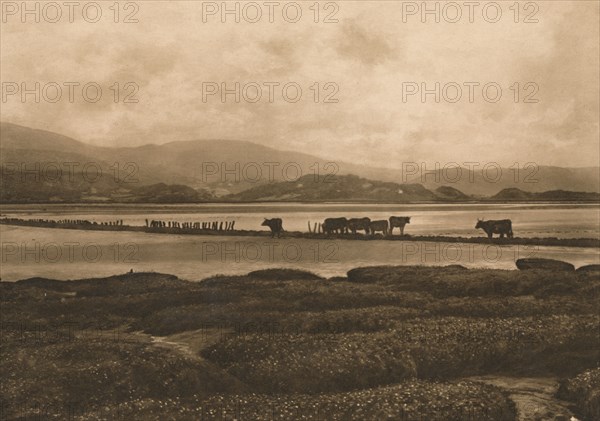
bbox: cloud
[335,20,394,66]
[0,1,598,167]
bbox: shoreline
[1,201,599,209]
[2,218,599,248]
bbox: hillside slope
[491,188,600,202]
[407,166,600,196]
[2,122,598,201]
[226,174,441,202]
[3,122,599,195]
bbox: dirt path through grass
[108,330,584,420]
[84,327,251,393]
[155,328,230,356]
[468,376,578,421]
[149,328,250,392]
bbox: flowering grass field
[1,266,598,420]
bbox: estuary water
[1,203,598,281]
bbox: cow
[322,217,348,235]
[475,219,513,239]
[389,216,411,236]
[347,217,371,235]
[369,220,389,236]
[262,218,283,238]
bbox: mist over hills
[1,122,598,203]
[406,165,600,196]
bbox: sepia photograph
[1,1,599,419]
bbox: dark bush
[247,268,324,280]
[516,258,575,271]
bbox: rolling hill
[405,165,600,196]
[0,165,214,203]
[491,188,600,202]
[1,122,598,202]
[226,174,441,203]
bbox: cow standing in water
[369,220,389,236]
[262,218,283,238]
[322,217,349,236]
[475,219,514,238]
[347,217,371,235]
[389,216,411,235]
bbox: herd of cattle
[322,216,412,236]
[262,217,514,239]
[0,216,513,240]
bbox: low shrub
[71,381,516,420]
[247,269,324,280]
[557,368,600,421]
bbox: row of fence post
[307,221,323,233]
[146,220,236,231]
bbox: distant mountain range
[1,122,598,203]
[490,188,600,202]
[225,177,599,203]
[405,165,600,197]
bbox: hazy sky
[1,0,599,167]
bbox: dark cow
[475,219,513,239]
[369,220,389,236]
[389,216,411,235]
[322,217,348,235]
[347,217,371,235]
[262,218,283,238]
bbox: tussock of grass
[202,315,598,390]
[247,268,324,280]
[557,368,600,421]
[2,265,598,419]
[576,264,600,273]
[346,265,597,298]
[73,381,515,421]
[0,338,247,420]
